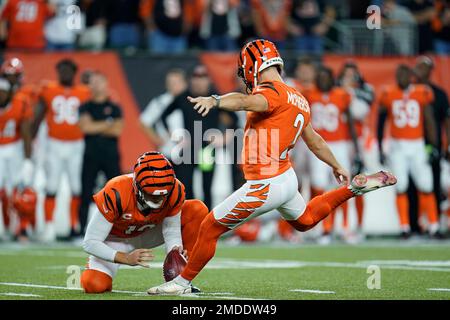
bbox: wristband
[211,94,221,108]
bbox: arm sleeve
[140,94,172,127]
[82,209,117,262]
[78,103,88,116]
[112,104,123,119]
[159,97,178,131]
[162,212,183,253]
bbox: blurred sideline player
[303,66,361,244]
[33,59,91,241]
[80,152,207,293]
[280,57,318,241]
[147,39,396,295]
[0,78,34,240]
[414,57,450,230]
[378,65,440,238]
[337,61,375,241]
[1,57,39,239]
[1,57,41,106]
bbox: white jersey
[140,92,183,157]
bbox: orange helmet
[133,151,176,210]
[237,39,284,91]
[1,57,24,75]
[12,186,37,220]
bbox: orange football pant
[81,199,208,293]
[181,186,354,281]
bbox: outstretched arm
[188,92,268,117]
[83,209,154,267]
[302,123,350,185]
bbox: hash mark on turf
[0,292,42,297]
[427,288,450,292]
[290,289,335,294]
[0,282,142,294]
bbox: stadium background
[0,0,450,242]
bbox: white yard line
[0,282,259,300]
[0,292,42,297]
[0,282,142,294]
[37,258,450,273]
[427,288,450,292]
[289,289,335,294]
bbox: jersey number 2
[280,113,305,160]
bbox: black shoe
[429,231,446,240]
[69,228,81,238]
[400,231,411,240]
[57,228,81,242]
[191,285,201,293]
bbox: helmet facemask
[134,180,169,213]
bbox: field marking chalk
[290,289,335,294]
[0,292,42,297]
[427,288,450,292]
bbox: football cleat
[349,171,397,196]
[147,278,197,295]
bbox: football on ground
[163,248,187,282]
[0,241,449,300]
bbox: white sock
[174,275,191,286]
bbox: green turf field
[0,241,449,300]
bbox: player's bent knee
[81,269,112,294]
[181,199,209,224]
[286,218,312,232]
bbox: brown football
[163,248,187,282]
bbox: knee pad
[80,269,112,294]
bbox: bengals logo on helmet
[133,151,176,211]
[238,39,284,91]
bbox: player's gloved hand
[425,144,440,164]
[352,155,364,175]
[333,166,351,185]
[19,159,34,187]
[172,245,188,260]
[125,249,154,268]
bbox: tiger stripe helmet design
[237,39,284,91]
[133,151,176,210]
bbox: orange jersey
[17,83,40,108]
[0,0,53,49]
[0,92,32,145]
[290,79,315,99]
[380,84,434,140]
[251,0,292,41]
[305,88,351,142]
[40,82,91,141]
[242,80,311,180]
[93,174,186,238]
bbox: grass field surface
[0,241,449,300]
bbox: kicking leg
[285,171,396,232]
